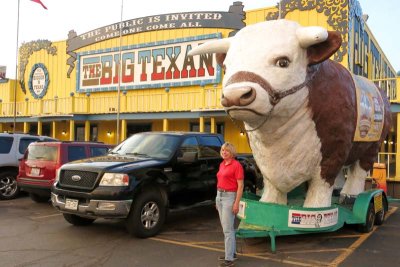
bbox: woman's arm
[232,179,244,214]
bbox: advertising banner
[0,66,6,79]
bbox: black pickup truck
[51,131,262,237]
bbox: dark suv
[0,132,56,200]
[17,141,112,203]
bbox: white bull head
[189,19,341,129]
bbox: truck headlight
[54,168,61,184]
[100,173,129,186]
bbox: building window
[75,124,98,141]
[190,122,224,135]
[127,123,152,137]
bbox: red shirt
[217,159,244,191]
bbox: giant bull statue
[189,19,391,207]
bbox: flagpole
[116,0,124,145]
[13,0,21,132]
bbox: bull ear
[307,31,342,65]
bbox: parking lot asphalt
[1,194,400,267]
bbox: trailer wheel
[375,197,387,226]
[358,202,375,233]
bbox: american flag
[30,0,47,10]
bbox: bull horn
[296,26,328,48]
[188,38,231,56]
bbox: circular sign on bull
[28,63,49,99]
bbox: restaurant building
[0,0,398,175]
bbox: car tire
[358,202,375,233]
[0,170,20,200]
[126,188,166,238]
[29,193,50,203]
[63,213,96,226]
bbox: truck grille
[59,170,99,190]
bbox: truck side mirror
[177,151,197,163]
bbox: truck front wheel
[126,189,166,238]
[63,213,96,226]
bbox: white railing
[372,77,397,102]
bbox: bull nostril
[239,88,256,106]
[221,94,230,107]
[242,90,253,99]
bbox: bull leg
[341,160,367,196]
[260,178,287,205]
[304,177,333,207]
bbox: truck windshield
[110,133,180,159]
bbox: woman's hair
[221,142,237,157]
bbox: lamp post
[116,0,124,145]
[13,0,21,132]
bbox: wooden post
[52,121,56,138]
[121,119,127,141]
[396,114,400,179]
[210,117,216,133]
[163,118,169,132]
[69,120,75,141]
[199,117,204,132]
[85,120,90,141]
[37,121,42,135]
[23,122,30,134]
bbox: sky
[1,0,399,79]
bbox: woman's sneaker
[218,254,238,261]
[219,260,235,267]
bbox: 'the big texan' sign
[77,34,221,93]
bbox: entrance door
[127,123,151,137]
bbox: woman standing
[216,142,244,267]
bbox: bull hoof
[339,194,357,205]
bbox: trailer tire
[358,202,375,233]
[374,197,387,226]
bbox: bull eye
[276,57,290,68]
[223,64,226,74]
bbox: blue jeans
[216,191,236,261]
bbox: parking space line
[150,237,318,266]
[330,206,398,266]
[30,213,62,220]
[282,248,347,254]
[329,234,362,238]
[158,230,221,235]
[189,241,223,245]
[154,206,398,266]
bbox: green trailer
[236,186,388,253]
